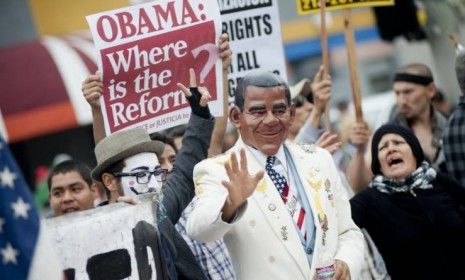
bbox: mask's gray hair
[234,71,291,110]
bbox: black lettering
[132,220,165,280]
[222,14,273,42]
[86,249,131,280]
[63,268,75,280]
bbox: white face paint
[120,152,162,197]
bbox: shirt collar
[246,144,287,171]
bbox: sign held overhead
[297,0,394,15]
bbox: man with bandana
[347,63,448,192]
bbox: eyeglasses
[113,168,168,184]
[245,105,290,121]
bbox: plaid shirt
[443,95,465,186]
[176,201,236,280]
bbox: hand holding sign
[218,33,232,71]
[82,72,104,110]
[177,68,212,119]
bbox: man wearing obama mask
[186,71,364,280]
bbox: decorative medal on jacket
[307,168,329,246]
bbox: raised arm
[162,69,214,224]
[208,33,232,157]
[295,65,331,143]
[82,72,106,144]
[346,121,373,193]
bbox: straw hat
[91,128,164,181]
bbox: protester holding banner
[90,70,214,279]
[187,71,364,280]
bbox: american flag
[0,136,62,280]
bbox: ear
[89,182,99,196]
[102,173,119,201]
[426,83,437,99]
[229,106,242,128]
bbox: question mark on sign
[191,43,218,83]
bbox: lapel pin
[281,225,288,241]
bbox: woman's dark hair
[371,123,424,175]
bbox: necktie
[265,156,307,240]
[265,156,289,202]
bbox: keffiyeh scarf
[369,161,437,194]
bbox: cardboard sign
[297,0,394,15]
[86,0,222,135]
[45,193,167,280]
[220,0,288,103]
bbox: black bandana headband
[393,73,433,86]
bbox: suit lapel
[234,139,310,277]
[286,143,327,264]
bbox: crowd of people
[43,32,465,280]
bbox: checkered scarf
[369,161,437,194]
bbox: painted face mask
[119,152,166,197]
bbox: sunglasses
[292,93,313,108]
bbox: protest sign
[297,0,394,15]
[219,0,287,102]
[45,193,167,280]
[86,0,222,135]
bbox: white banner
[219,0,288,103]
[45,194,166,280]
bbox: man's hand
[349,121,370,152]
[82,72,103,110]
[333,260,351,280]
[311,65,332,116]
[221,149,264,222]
[218,33,232,71]
[315,131,341,154]
[177,68,211,119]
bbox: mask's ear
[289,103,296,123]
[229,106,242,129]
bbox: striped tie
[265,156,307,240]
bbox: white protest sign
[45,194,167,280]
[86,0,222,135]
[219,0,288,102]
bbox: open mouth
[387,157,403,167]
[62,207,79,214]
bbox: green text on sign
[297,0,394,15]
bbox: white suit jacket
[187,139,364,280]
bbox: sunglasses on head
[292,92,313,107]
